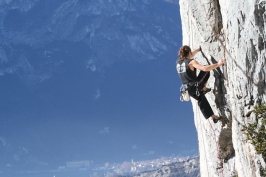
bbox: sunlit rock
[179,0,266,176]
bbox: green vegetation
[242,102,266,176]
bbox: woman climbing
[176,45,225,123]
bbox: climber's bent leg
[197,71,210,91]
[190,92,214,119]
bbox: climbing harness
[195,82,200,96]
[180,82,200,102]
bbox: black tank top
[176,59,197,84]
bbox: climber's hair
[178,45,191,60]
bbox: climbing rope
[198,105,210,177]
[186,2,226,176]
[198,0,264,87]
[184,1,265,176]
[197,102,224,177]
[207,119,225,177]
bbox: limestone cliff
[179,0,266,176]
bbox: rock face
[179,0,266,176]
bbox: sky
[0,0,198,175]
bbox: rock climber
[176,45,225,123]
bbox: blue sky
[0,0,197,174]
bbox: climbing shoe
[202,88,211,94]
[212,116,222,123]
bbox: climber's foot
[212,116,222,124]
[202,88,211,94]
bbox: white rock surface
[179,0,266,176]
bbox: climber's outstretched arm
[189,59,225,72]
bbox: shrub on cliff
[242,102,266,176]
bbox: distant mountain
[121,157,200,177]
[0,0,180,83]
[0,0,184,174]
